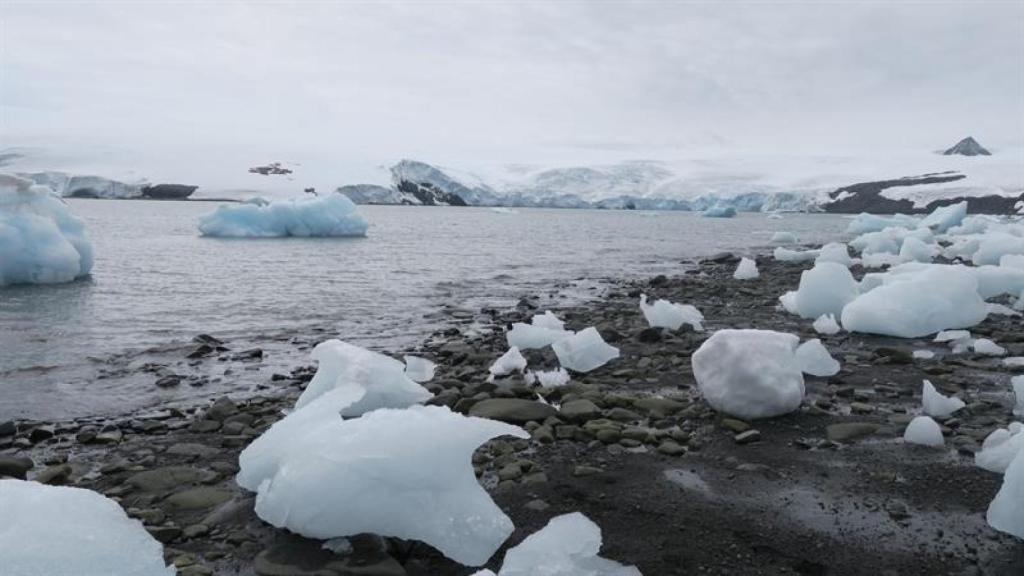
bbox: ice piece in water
[533,368,571,388]
[404,356,437,383]
[0,173,94,286]
[198,194,368,237]
[977,422,1024,474]
[903,416,945,447]
[774,246,819,262]
[812,314,841,335]
[935,330,972,343]
[552,327,620,373]
[770,231,798,244]
[250,405,529,566]
[921,379,965,418]
[846,213,919,235]
[815,242,853,267]
[841,267,987,338]
[639,294,704,331]
[692,329,804,419]
[913,350,936,360]
[531,311,566,331]
[919,200,967,233]
[487,512,642,576]
[702,204,736,218]
[238,385,366,491]
[0,479,174,575]
[295,340,432,415]
[733,257,759,280]
[490,347,528,376]
[1014,376,1024,417]
[795,338,840,377]
[782,262,859,319]
[973,338,1006,356]
[899,236,935,263]
[987,448,1024,539]
[506,323,573,350]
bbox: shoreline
[2,249,1023,575]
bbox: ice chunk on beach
[935,330,972,343]
[899,236,935,263]
[782,262,858,319]
[841,267,987,338]
[795,338,840,377]
[490,347,528,376]
[977,423,1024,474]
[987,449,1024,540]
[250,405,529,566]
[815,242,853,267]
[733,257,759,280]
[702,204,736,218]
[531,311,565,331]
[198,193,369,237]
[639,294,704,331]
[692,329,804,419]
[506,311,573,350]
[238,385,366,491]
[973,338,1006,356]
[846,213,919,235]
[0,173,93,286]
[812,314,841,335]
[913,350,936,360]
[922,380,965,418]
[404,356,437,383]
[1004,357,1024,369]
[489,512,642,576]
[774,246,819,262]
[903,416,944,447]
[973,233,1024,266]
[552,327,620,373]
[533,368,571,388]
[0,479,174,575]
[770,231,798,244]
[295,340,432,415]
[920,200,967,233]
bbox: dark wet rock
[29,424,55,442]
[146,525,182,544]
[156,375,183,388]
[33,463,72,485]
[234,348,264,361]
[94,428,124,444]
[873,347,913,364]
[573,465,603,477]
[0,455,34,479]
[826,422,880,442]
[165,487,233,511]
[253,539,406,576]
[206,396,239,421]
[720,418,751,433]
[0,420,15,436]
[657,440,687,455]
[606,407,641,422]
[649,274,668,286]
[167,443,220,459]
[128,465,205,492]
[468,398,556,424]
[193,334,224,346]
[559,399,602,423]
[189,420,222,433]
[637,327,663,343]
[187,344,215,359]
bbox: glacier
[198,194,368,237]
[0,173,94,286]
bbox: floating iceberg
[0,173,93,286]
[250,405,529,566]
[903,416,944,447]
[780,262,858,320]
[198,194,369,238]
[295,340,432,415]
[921,380,965,418]
[812,314,841,335]
[841,267,987,338]
[795,338,840,377]
[977,422,1024,474]
[987,449,1024,539]
[770,231,798,244]
[533,368,571,388]
[692,329,804,419]
[0,479,174,575]
[639,294,704,331]
[490,347,528,376]
[702,204,737,218]
[404,355,437,383]
[477,512,642,576]
[552,327,620,373]
[733,257,759,280]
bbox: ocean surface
[0,200,847,421]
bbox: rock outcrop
[944,136,991,156]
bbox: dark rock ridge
[944,136,991,156]
[248,162,293,176]
[142,184,198,200]
[822,172,1022,215]
[395,179,469,206]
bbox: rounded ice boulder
[692,329,805,420]
[903,416,944,447]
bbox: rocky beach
[2,249,1023,575]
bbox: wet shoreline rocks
[2,252,1023,574]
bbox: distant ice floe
[0,173,93,286]
[0,479,174,575]
[198,194,368,237]
[701,204,737,218]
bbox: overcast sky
[2,1,1022,188]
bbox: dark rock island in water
[141,184,198,200]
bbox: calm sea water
[0,200,847,420]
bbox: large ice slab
[987,448,1024,539]
[976,422,1024,474]
[198,194,368,237]
[295,339,432,415]
[552,327,620,373]
[639,294,704,331]
[692,329,804,419]
[506,312,573,350]
[250,405,529,566]
[0,173,94,286]
[0,479,174,575]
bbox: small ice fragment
[1003,357,1024,368]
[534,368,571,388]
[322,537,353,555]
[976,422,1024,474]
[639,294,703,331]
[786,262,859,319]
[812,314,841,335]
[913,350,936,360]
[733,257,759,280]
[552,327,620,373]
[404,356,437,383]
[903,415,945,447]
[773,247,819,262]
[770,231,798,244]
[795,339,840,377]
[490,347,528,377]
[507,323,573,350]
[921,379,965,418]
[492,512,642,576]
[973,338,1007,356]
[935,330,972,342]
[531,311,565,331]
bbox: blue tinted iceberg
[0,479,174,576]
[0,173,93,286]
[198,193,368,237]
